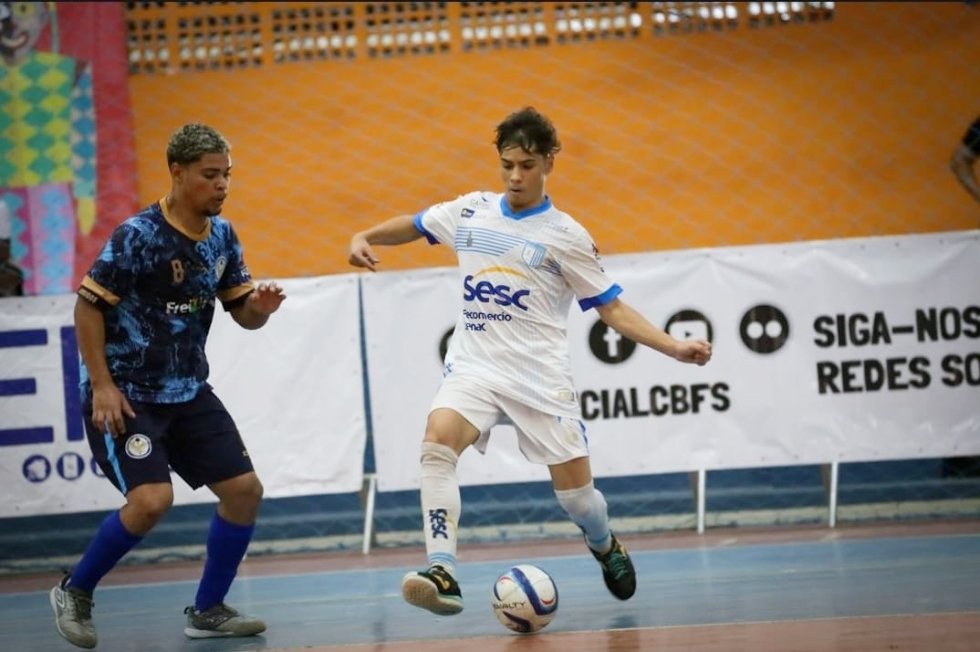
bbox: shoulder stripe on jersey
[79,275,120,307]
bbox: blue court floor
[1,521,978,651]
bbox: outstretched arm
[595,298,712,366]
[230,281,286,330]
[950,142,980,207]
[349,214,423,271]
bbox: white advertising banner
[0,275,366,517]
[362,231,980,492]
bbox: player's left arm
[219,223,285,329]
[596,298,712,366]
[595,298,676,356]
[561,228,710,365]
[229,281,286,330]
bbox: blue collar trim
[500,195,552,220]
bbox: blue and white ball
[490,564,559,633]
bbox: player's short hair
[166,123,231,167]
[494,107,561,157]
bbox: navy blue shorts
[84,388,255,495]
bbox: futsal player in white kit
[348,107,712,615]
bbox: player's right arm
[74,296,135,438]
[348,213,423,271]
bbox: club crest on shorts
[125,434,152,459]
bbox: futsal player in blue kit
[348,107,712,616]
[50,123,286,648]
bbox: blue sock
[194,513,254,611]
[68,511,143,594]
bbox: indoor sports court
[2,520,979,651]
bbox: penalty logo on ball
[490,564,558,634]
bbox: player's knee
[243,475,264,505]
[222,473,264,509]
[126,485,174,524]
[420,442,458,469]
[423,408,478,452]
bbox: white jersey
[415,191,622,417]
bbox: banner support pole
[361,473,377,555]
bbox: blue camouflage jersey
[77,199,254,404]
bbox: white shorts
[429,374,590,466]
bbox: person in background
[0,203,24,297]
[950,114,980,211]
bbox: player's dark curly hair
[166,123,231,167]
[494,107,561,157]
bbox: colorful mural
[0,2,136,296]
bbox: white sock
[555,481,612,554]
[419,442,461,576]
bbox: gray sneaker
[49,576,97,649]
[183,603,266,639]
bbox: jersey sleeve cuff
[413,211,439,245]
[578,283,623,311]
[219,283,254,311]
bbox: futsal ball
[490,564,559,634]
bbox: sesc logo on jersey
[463,275,530,310]
[463,267,531,311]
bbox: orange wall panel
[127,2,980,279]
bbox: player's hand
[349,235,380,271]
[675,339,712,366]
[247,281,286,315]
[91,383,136,438]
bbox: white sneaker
[50,575,97,649]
